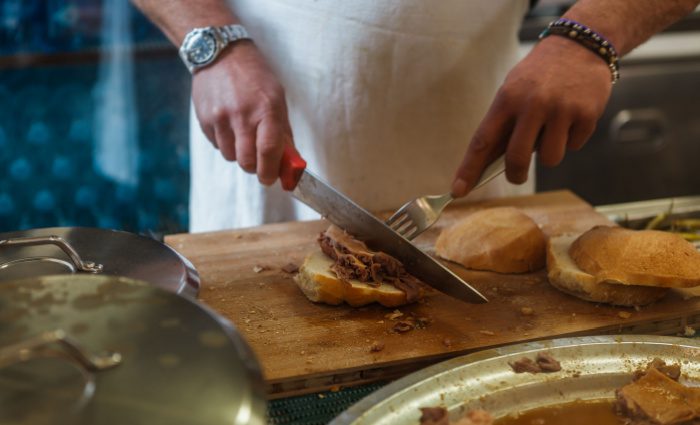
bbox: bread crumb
[253,265,268,273]
[684,325,696,337]
[244,318,251,324]
[281,263,299,274]
[386,310,403,320]
[442,338,452,348]
[618,311,632,319]
[393,321,414,333]
[415,316,432,329]
[480,330,495,336]
[520,307,534,316]
[300,350,305,355]
[318,394,325,399]
[370,341,385,352]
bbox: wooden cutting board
[165,190,700,398]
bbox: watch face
[186,32,217,65]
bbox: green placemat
[268,382,387,425]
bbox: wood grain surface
[165,190,700,398]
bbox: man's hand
[192,42,293,186]
[451,0,700,198]
[451,36,612,197]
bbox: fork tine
[392,220,413,236]
[397,223,418,241]
[403,225,420,240]
[395,219,414,234]
[389,213,410,231]
[385,202,412,226]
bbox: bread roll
[294,250,418,307]
[547,234,669,306]
[435,207,546,273]
[570,226,700,288]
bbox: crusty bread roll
[547,234,669,306]
[570,226,700,288]
[435,207,546,273]
[294,250,417,307]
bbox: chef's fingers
[567,117,597,151]
[452,109,512,198]
[537,116,571,167]
[504,110,544,184]
[255,117,286,186]
[213,123,236,161]
[200,124,218,150]
[233,124,258,174]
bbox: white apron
[189,0,533,232]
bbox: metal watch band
[218,24,250,44]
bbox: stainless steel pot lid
[0,274,266,425]
[0,227,199,297]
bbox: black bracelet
[539,18,620,84]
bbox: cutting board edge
[264,310,700,399]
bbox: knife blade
[279,146,487,304]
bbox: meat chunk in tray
[615,358,700,425]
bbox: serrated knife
[279,146,487,304]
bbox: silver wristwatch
[179,24,251,73]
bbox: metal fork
[385,154,506,240]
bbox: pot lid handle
[0,236,103,273]
[0,329,122,372]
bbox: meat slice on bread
[435,207,546,273]
[547,234,669,307]
[570,225,700,288]
[294,225,425,307]
[295,250,414,307]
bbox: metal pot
[0,274,266,425]
[0,227,199,297]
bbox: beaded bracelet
[539,18,620,84]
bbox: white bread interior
[435,207,546,273]
[570,226,700,288]
[547,234,669,306]
[294,250,415,307]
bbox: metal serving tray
[330,335,700,425]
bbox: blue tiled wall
[0,1,191,235]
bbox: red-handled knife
[278,145,487,304]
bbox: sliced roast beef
[509,352,561,374]
[419,407,493,425]
[535,352,562,372]
[420,407,450,425]
[632,358,681,382]
[318,225,423,302]
[615,360,700,425]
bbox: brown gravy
[494,399,624,425]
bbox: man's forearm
[131,0,239,45]
[564,0,700,55]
